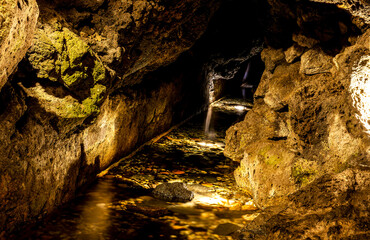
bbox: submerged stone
[213,223,242,236]
[153,182,194,202]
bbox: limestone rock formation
[0,0,369,237]
[237,169,370,239]
[0,0,38,91]
[227,0,370,209]
[225,0,370,238]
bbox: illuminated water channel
[15,98,260,240]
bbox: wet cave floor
[17,98,261,240]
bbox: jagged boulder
[226,28,370,208]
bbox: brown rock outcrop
[225,0,370,238]
[0,0,38,91]
[226,0,370,210]
[237,168,370,239]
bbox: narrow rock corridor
[14,99,258,240]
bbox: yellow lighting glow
[234,105,246,111]
[197,141,216,148]
[192,194,236,207]
[350,55,370,135]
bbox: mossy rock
[29,27,107,88]
[26,25,109,121]
[257,144,283,166]
[54,84,106,119]
[291,159,317,187]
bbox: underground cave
[0,0,369,239]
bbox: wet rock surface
[0,0,369,238]
[153,182,194,202]
[213,223,242,236]
[237,169,370,239]
[225,0,370,238]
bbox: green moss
[64,29,89,66]
[30,31,59,81]
[52,84,106,119]
[83,84,106,106]
[62,70,89,87]
[26,23,108,120]
[92,59,106,84]
[50,28,91,86]
[0,4,12,43]
[29,24,109,88]
[258,145,282,166]
[291,163,316,186]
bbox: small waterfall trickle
[204,105,213,135]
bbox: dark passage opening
[212,54,265,102]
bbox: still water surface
[15,98,259,240]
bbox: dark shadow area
[222,54,265,101]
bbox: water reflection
[75,180,113,239]
[14,98,256,240]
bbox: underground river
[12,98,260,240]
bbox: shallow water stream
[15,98,260,240]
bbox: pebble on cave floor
[14,98,259,240]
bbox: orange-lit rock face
[0,0,38,90]
[224,1,369,238]
[350,54,370,135]
[226,29,370,206]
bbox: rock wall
[0,0,218,235]
[237,168,370,239]
[0,0,38,90]
[224,0,370,238]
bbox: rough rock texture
[49,0,215,85]
[0,0,38,91]
[225,0,370,238]
[153,182,194,202]
[237,169,370,239]
[310,0,370,25]
[0,0,218,235]
[226,0,370,209]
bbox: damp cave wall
[223,0,370,239]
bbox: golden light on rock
[350,55,370,135]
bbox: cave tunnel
[0,0,369,239]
